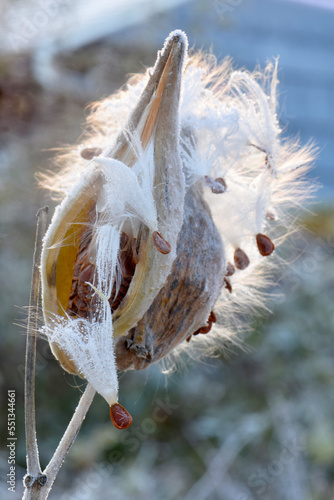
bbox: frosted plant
[39,30,314,430]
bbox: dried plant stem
[23,383,96,500]
[38,383,96,500]
[23,208,96,499]
[24,207,48,495]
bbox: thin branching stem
[23,382,96,500]
[40,383,96,499]
[24,207,48,493]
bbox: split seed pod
[41,32,192,424]
[40,30,314,427]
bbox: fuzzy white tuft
[44,305,118,405]
[162,56,316,371]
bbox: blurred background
[0,0,333,499]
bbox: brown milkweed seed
[110,403,133,429]
[226,261,235,277]
[199,323,212,334]
[79,264,94,284]
[204,175,227,194]
[119,231,129,250]
[256,233,275,256]
[224,278,232,293]
[80,147,103,160]
[234,248,250,270]
[266,211,276,221]
[152,231,171,254]
[212,177,227,194]
[132,238,140,264]
[119,252,135,278]
[209,310,217,323]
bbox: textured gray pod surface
[115,181,225,370]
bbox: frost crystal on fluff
[40,30,315,425]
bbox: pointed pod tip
[110,403,133,430]
[159,30,188,76]
[256,233,275,256]
[166,29,188,49]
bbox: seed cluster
[67,228,139,318]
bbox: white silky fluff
[41,50,315,380]
[45,309,118,405]
[166,56,315,369]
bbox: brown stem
[39,383,96,499]
[23,207,49,497]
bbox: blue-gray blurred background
[0,1,333,499]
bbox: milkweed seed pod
[40,30,315,427]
